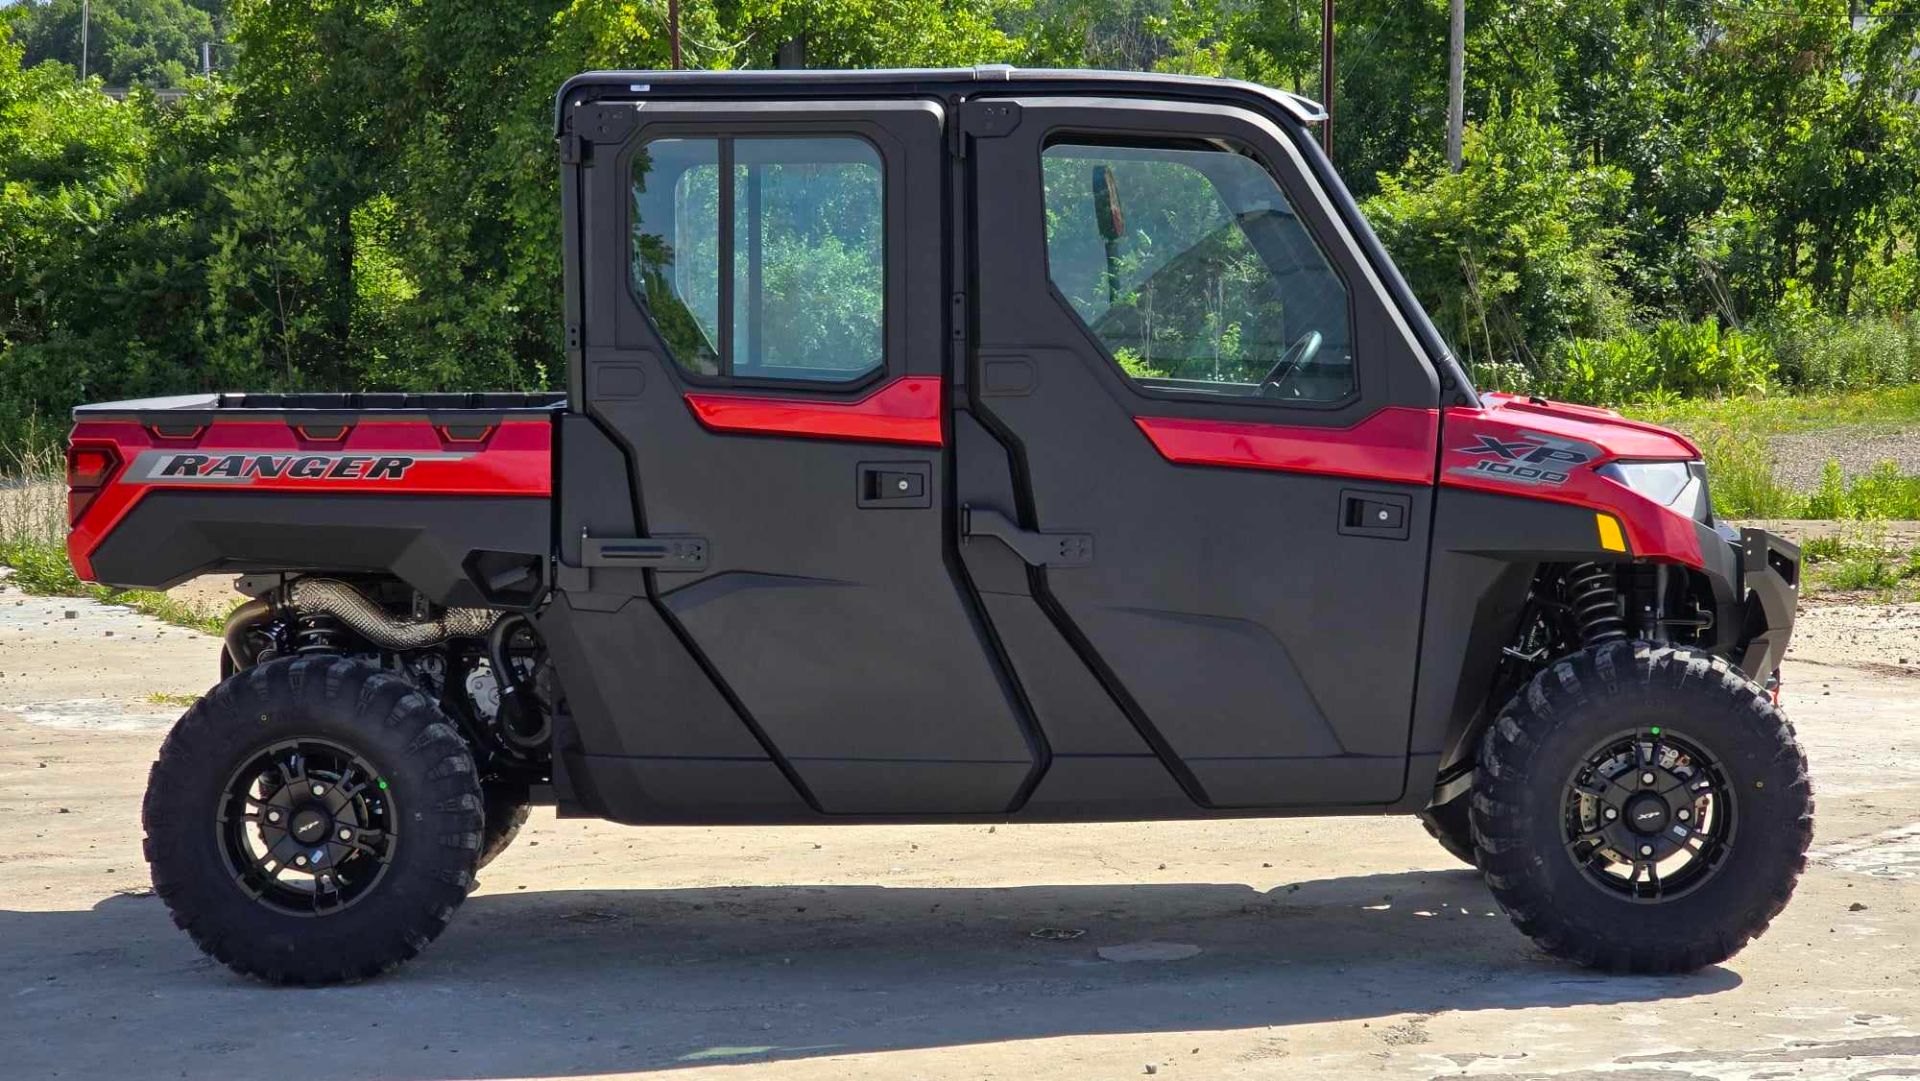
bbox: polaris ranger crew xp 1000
[67,68,1808,984]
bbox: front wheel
[1417,795,1477,868]
[1472,641,1812,974]
[142,656,484,984]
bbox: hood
[1467,392,1700,463]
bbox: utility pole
[79,0,89,81]
[1319,0,1334,158]
[669,0,682,69]
[775,35,807,70]
[1446,0,1465,171]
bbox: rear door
[572,97,1038,814]
[961,96,1442,808]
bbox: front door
[574,97,1037,814]
[962,97,1443,808]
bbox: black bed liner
[74,391,567,423]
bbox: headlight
[1598,460,1712,522]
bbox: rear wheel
[478,780,532,869]
[1472,641,1812,974]
[142,655,483,984]
[1417,795,1477,867]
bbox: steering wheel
[1260,329,1323,395]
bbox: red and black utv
[66,68,1807,984]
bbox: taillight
[67,444,120,525]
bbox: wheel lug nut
[1640,772,1656,785]
[266,810,281,823]
[1639,845,1654,857]
[338,829,352,841]
[1677,808,1691,821]
[311,784,325,797]
[294,854,308,866]
[1604,807,1619,820]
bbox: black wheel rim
[216,739,398,917]
[1562,727,1735,902]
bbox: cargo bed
[67,393,560,606]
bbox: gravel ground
[1788,601,1920,674]
[1771,423,1920,488]
[4,584,1920,1080]
[1743,518,1920,550]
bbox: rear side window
[1042,141,1354,404]
[631,136,884,384]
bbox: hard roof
[554,66,1326,135]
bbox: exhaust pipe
[487,613,549,749]
[222,596,274,672]
[287,578,499,650]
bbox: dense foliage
[2,0,1920,447]
[9,0,222,86]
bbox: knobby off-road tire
[143,655,484,985]
[1472,640,1812,974]
[1417,795,1478,868]
[477,780,532,869]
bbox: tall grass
[2,440,89,597]
[1797,523,1920,599]
[1676,424,1920,520]
[1542,319,1776,403]
[1766,312,1920,392]
[1805,461,1920,520]
[0,443,231,633]
[0,441,64,552]
[1629,384,1920,434]
[1687,427,1805,519]
[1479,314,1920,407]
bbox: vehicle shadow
[0,868,1739,1080]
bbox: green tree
[7,0,1920,445]
[204,149,334,385]
[1365,103,1634,369]
[5,0,221,87]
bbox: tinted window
[1042,142,1354,403]
[631,136,884,383]
[632,138,722,373]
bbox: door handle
[1338,489,1411,540]
[961,505,1093,567]
[857,462,931,508]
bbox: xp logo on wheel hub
[1626,796,1670,834]
[290,809,329,844]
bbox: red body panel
[66,417,552,581]
[1132,392,1706,568]
[684,376,944,447]
[1133,407,1439,485]
[1453,392,1699,459]
[1438,396,1704,567]
[68,385,1709,585]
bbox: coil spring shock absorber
[1566,562,1628,646]
[292,612,346,653]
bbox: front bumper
[1733,527,1800,680]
